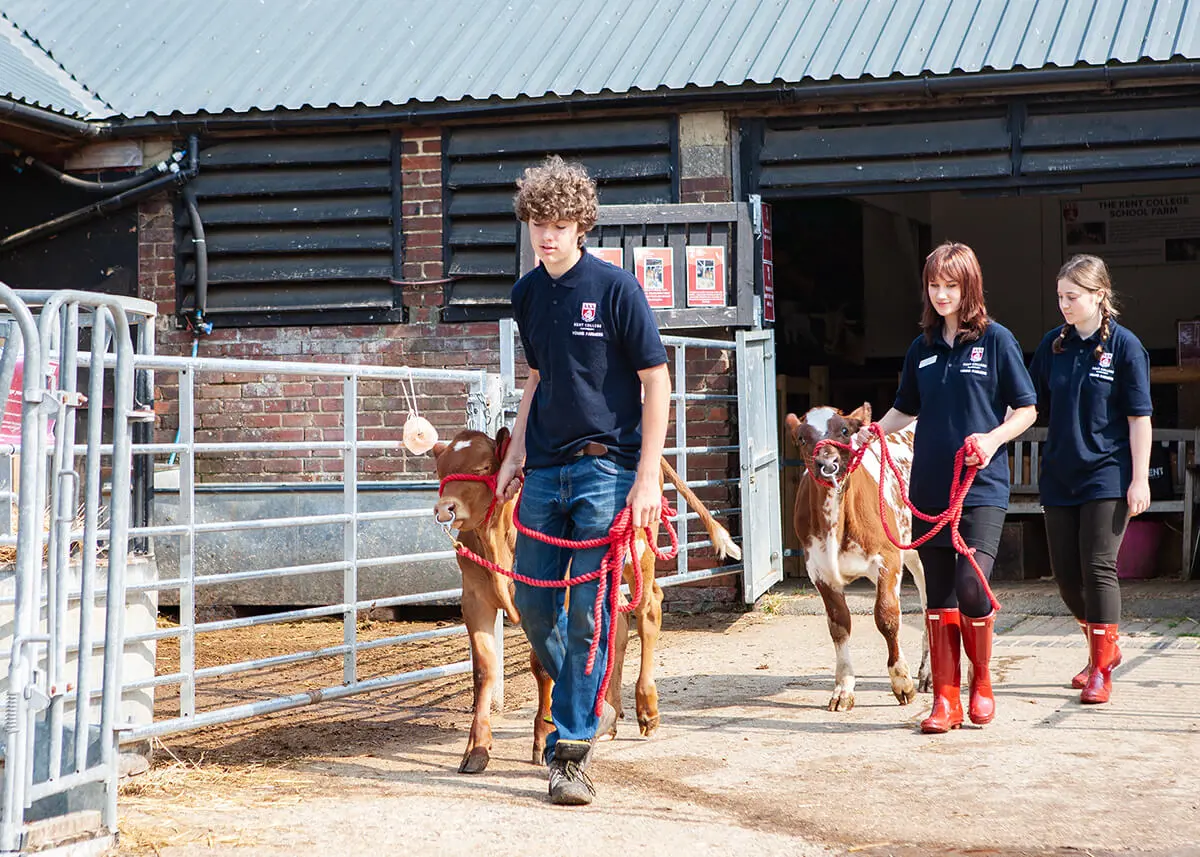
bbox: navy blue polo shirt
[512,248,668,470]
[1028,321,1152,506]
[894,320,1037,509]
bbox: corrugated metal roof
[2,0,1199,121]
[0,9,108,117]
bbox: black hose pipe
[0,141,186,193]
[0,167,195,254]
[181,184,208,324]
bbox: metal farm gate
[0,286,151,854]
[499,320,780,602]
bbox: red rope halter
[811,424,1000,613]
[437,464,680,715]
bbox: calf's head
[784,404,871,484]
[430,427,510,532]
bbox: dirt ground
[110,590,1200,857]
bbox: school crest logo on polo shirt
[1090,351,1115,382]
[960,343,988,377]
[573,302,605,339]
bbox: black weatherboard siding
[175,132,403,327]
[443,117,677,322]
[744,94,1200,198]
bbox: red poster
[0,355,58,445]
[763,261,775,323]
[633,247,674,308]
[761,202,775,322]
[685,245,726,307]
[590,246,624,268]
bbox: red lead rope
[437,471,679,716]
[812,424,1000,613]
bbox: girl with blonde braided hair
[1029,254,1152,705]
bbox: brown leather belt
[574,441,610,458]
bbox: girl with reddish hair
[856,241,1037,733]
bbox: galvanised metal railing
[106,354,494,742]
[0,287,144,854]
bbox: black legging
[916,505,1004,618]
[919,547,997,618]
[1043,500,1127,625]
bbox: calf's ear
[847,402,872,424]
[431,442,448,458]
[784,413,801,444]
[494,426,511,459]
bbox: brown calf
[785,404,930,712]
[431,426,740,773]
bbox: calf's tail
[660,457,742,561]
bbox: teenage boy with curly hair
[496,155,670,805]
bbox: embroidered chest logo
[1090,351,1115,382]
[960,344,988,377]
[572,302,605,339]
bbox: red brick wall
[142,129,502,482]
[680,176,732,203]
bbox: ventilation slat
[177,132,398,322]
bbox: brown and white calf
[785,404,930,712]
[431,426,740,773]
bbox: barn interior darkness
[0,146,139,297]
[772,189,1185,428]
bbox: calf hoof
[917,663,933,694]
[890,666,917,705]
[827,692,855,712]
[638,713,660,737]
[532,744,547,767]
[458,747,490,774]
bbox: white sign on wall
[1062,194,1200,265]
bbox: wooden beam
[1151,365,1200,384]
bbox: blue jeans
[514,455,635,756]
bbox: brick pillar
[400,131,445,322]
[678,111,732,203]
[137,193,183,437]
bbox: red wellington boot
[1081,624,1120,704]
[920,609,964,734]
[1072,619,1121,689]
[961,612,995,725]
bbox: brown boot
[920,609,963,734]
[1081,623,1120,704]
[961,612,995,725]
[1072,619,1121,689]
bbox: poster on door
[1062,194,1200,265]
[0,349,58,446]
[761,202,775,322]
[590,246,624,268]
[686,245,726,307]
[633,247,674,308]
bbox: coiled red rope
[437,471,679,715]
[812,423,1000,612]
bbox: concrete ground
[113,580,1200,857]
